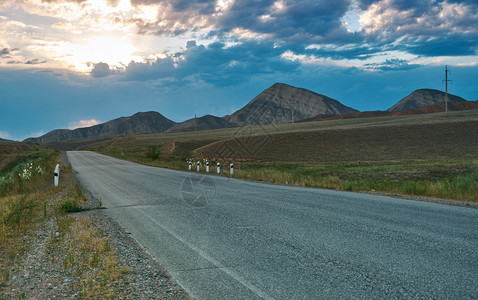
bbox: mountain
[25,111,176,143]
[387,89,467,112]
[302,100,478,123]
[0,138,12,142]
[224,83,358,126]
[165,115,231,133]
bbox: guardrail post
[217,162,220,174]
[54,164,60,186]
[197,161,200,172]
[188,161,192,171]
[206,161,210,173]
[230,163,234,176]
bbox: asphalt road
[67,151,478,299]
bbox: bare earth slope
[224,83,358,126]
[197,110,478,162]
[387,89,466,112]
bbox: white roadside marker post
[197,161,200,172]
[217,162,220,174]
[188,161,192,171]
[54,164,60,186]
[206,162,210,173]
[230,163,234,176]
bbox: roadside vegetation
[0,142,129,298]
[97,145,478,202]
[0,143,58,284]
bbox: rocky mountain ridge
[25,111,175,143]
[224,83,358,126]
[25,84,473,143]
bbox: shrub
[59,200,88,214]
[146,146,161,160]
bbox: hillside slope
[302,100,478,122]
[165,115,231,133]
[224,83,358,126]
[388,89,466,112]
[26,111,176,143]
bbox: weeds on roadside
[52,217,130,298]
[0,147,59,290]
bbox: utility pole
[195,114,197,131]
[443,65,451,114]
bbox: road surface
[67,151,478,299]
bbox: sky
[0,0,477,141]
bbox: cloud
[365,58,420,71]
[27,130,47,139]
[129,0,356,45]
[0,131,12,140]
[217,0,351,42]
[358,0,478,57]
[25,58,47,65]
[121,40,299,86]
[90,62,113,78]
[0,47,20,57]
[68,119,100,130]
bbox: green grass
[59,200,88,214]
[232,159,478,201]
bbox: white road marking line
[136,208,274,300]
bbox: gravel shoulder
[1,153,192,299]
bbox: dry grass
[51,216,130,298]
[0,144,129,298]
[0,145,59,291]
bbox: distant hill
[387,89,467,112]
[25,111,176,143]
[165,115,231,133]
[224,83,358,126]
[302,100,478,123]
[0,138,12,142]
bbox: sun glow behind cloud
[55,36,140,72]
[0,0,163,72]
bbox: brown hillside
[196,120,478,162]
[302,101,478,123]
[224,83,358,126]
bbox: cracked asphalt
[67,151,478,299]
